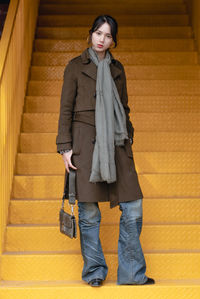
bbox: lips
[97,44,103,48]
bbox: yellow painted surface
[0,0,39,259]
[8,198,200,225]
[0,280,200,299]
[1,0,200,297]
[1,252,200,281]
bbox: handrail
[0,0,19,83]
[0,0,40,276]
[184,0,200,63]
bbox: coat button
[92,138,96,144]
[94,92,96,98]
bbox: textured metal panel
[16,152,200,174]
[41,0,185,3]
[34,39,195,52]
[27,80,200,96]
[31,65,200,80]
[9,198,200,225]
[5,224,200,252]
[31,65,200,81]
[32,52,197,66]
[37,14,189,27]
[12,174,200,198]
[36,26,192,39]
[0,280,200,299]
[25,95,200,113]
[38,4,186,15]
[22,112,200,132]
[19,132,200,152]
[3,0,200,294]
[1,253,200,280]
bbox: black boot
[143,277,155,285]
[88,278,103,287]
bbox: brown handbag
[59,168,77,239]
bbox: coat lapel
[80,48,122,81]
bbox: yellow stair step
[12,174,200,199]
[19,132,200,152]
[31,66,200,81]
[32,52,198,66]
[38,14,189,27]
[25,95,200,113]
[22,112,200,132]
[36,26,192,39]
[0,280,200,299]
[1,252,200,280]
[38,3,186,15]
[34,38,194,52]
[16,152,200,175]
[5,224,200,252]
[9,198,200,225]
[41,0,185,4]
[27,80,200,96]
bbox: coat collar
[80,47,122,81]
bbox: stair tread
[1,250,200,282]
[0,278,200,286]
[27,80,200,96]
[37,14,189,27]
[31,65,200,80]
[36,26,193,39]
[7,223,200,227]
[3,250,200,254]
[34,38,194,52]
[15,152,200,175]
[0,281,200,299]
[21,112,200,133]
[24,95,200,113]
[19,132,200,152]
[12,174,200,199]
[3,0,200,289]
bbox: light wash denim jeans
[78,199,148,285]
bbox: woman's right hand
[62,150,78,173]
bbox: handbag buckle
[71,204,74,216]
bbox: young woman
[56,15,155,287]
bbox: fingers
[62,151,77,173]
[68,160,78,170]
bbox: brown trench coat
[56,47,143,208]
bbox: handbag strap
[62,168,76,209]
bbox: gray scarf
[88,46,128,184]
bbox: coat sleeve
[120,63,134,141]
[56,61,77,152]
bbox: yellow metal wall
[0,0,39,275]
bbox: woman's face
[91,22,114,55]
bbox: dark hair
[87,15,118,48]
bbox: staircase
[0,1,9,38]
[1,0,200,297]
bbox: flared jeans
[78,199,148,285]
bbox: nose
[100,35,105,43]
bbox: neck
[92,46,107,60]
